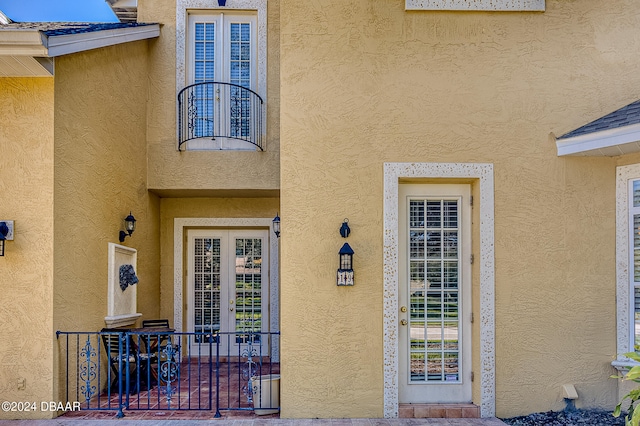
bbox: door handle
[400,319,407,326]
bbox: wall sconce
[272,213,280,238]
[337,218,353,286]
[0,221,14,257]
[118,212,136,243]
[337,242,354,286]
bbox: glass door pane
[409,199,460,383]
[193,237,222,342]
[234,237,262,343]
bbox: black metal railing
[56,330,279,418]
[178,82,264,151]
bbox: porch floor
[62,360,279,420]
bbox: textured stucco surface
[142,0,280,195]
[158,197,279,324]
[53,41,161,330]
[52,41,161,402]
[279,0,637,418]
[0,78,55,420]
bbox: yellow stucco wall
[279,0,636,418]
[0,78,55,420]
[53,40,161,330]
[158,197,279,323]
[52,40,161,402]
[142,0,281,196]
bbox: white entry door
[187,229,269,355]
[398,184,472,403]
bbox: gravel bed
[500,409,625,425]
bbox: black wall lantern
[337,218,354,286]
[272,213,280,238]
[119,212,137,243]
[0,221,8,257]
[337,242,354,286]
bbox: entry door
[398,184,472,403]
[187,229,269,355]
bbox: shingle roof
[558,99,640,140]
[0,22,152,35]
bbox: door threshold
[399,403,480,418]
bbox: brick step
[399,403,480,418]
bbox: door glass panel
[427,352,442,381]
[634,180,640,207]
[411,352,425,381]
[426,201,441,227]
[635,287,640,351]
[426,232,442,258]
[410,261,425,290]
[408,198,461,383]
[193,238,221,342]
[193,22,215,137]
[444,352,459,381]
[411,327,425,350]
[235,238,262,343]
[229,22,252,138]
[634,214,640,282]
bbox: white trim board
[405,0,544,11]
[616,164,640,361]
[383,162,495,418]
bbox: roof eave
[0,30,48,56]
[45,24,160,57]
[0,24,159,58]
[555,122,640,157]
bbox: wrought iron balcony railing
[178,82,264,151]
[56,330,280,418]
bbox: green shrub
[613,352,640,426]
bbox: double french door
[187,229,269,354]
[187,12,258,150]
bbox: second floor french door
[186,12,258,150]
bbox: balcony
[178,81,264,151]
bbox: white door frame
[383,162,495,418]
[174,217,279,361]
[398,184,472,403]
